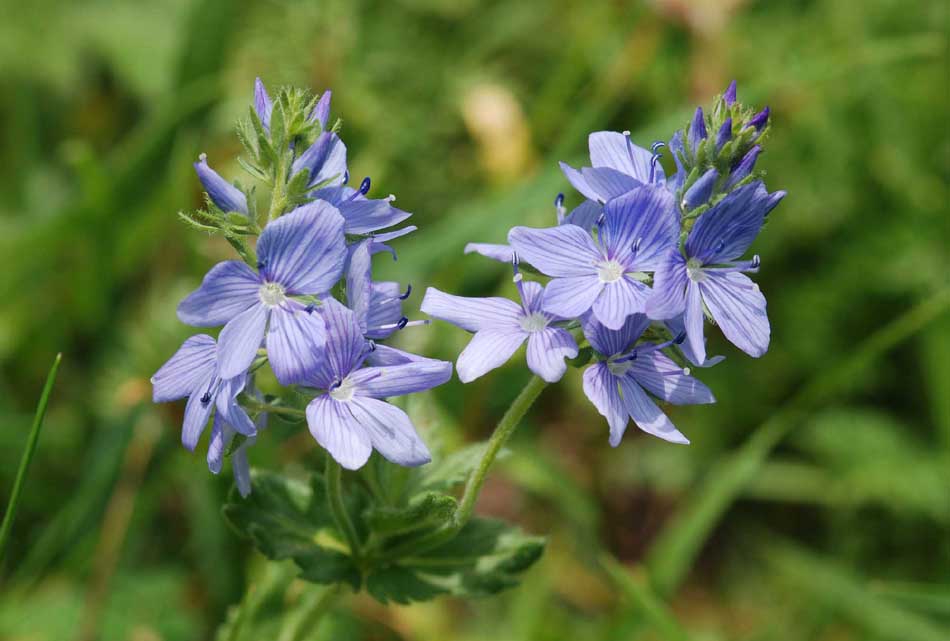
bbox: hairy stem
[325,457,362,563]
[453,374,548,527]
[386,375,548,559]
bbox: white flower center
[259,282,286,307]
[686,258,707,283]
[597,259,625,283]
[329,378,356,402]
[520,312,549,333]
[607,358,633,376]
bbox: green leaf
[222,470,360,588]
[415,442,496,492]
[363,491,457,536]
[366,518,545,604]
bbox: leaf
[365,517,545,604]
[222,470,360,588]
[363,491,457,536]
[416,442,497,492]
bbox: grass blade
[0,353,62,565]
[645,289,950,594]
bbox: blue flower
[291,131,348,189]
[302,299,452,470]
[194,154,248,215]
[206,383,267,498]
[421,263,579,383]
[647,181,786,361]
[581,314,714,446]
[559,131,666,204]
[177,203,347,384]
[254,78,274,130]
[464,193,601,264]
[346,238,420,340]
[508,185,678,329]
[151,334,256,450]
[308,176,412,236]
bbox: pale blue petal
[582,363,627,446]
[526,328,578,383]
[337,198,411,235]
[700,271,770,357]
[684,281,707,365]
[349,397,431,467]
[182,371,216,450]
[365,344,440,367]
[645,252,688,320]
[232,445,252,497]
[366,281,403,339]
[562,200,602,231]
[588,131,659,183]
[257,201,347,294]
[685,181,771,263]
[194,155,248,214]
[577,166,641,202]
[559,161,603,202]
[681,168,718,211]
[177,261,260,327]
[518,280,545,314]
[291,132,347,188]
[350,360,452,398]
[592,277,651,330]
[601,185,678,271]
[464,242,514,263]
[310,89,332,128]
[152,334,217,402]
[346,239,373,332]
[215,375,256,436]
[618,376,689,444]
[266,305,328,385]
[254,78,272,130]
[319,298,370,382]
[629,350,715,405]
[508,224,601,278]
[421,287,523,333]
[206,412,230,474]
[217,303,268,379]
[581,313,649,357]
[456,329,526,383]
[306,396,372,470]
[542,275,603,319]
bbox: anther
[367,340,377,352]
[554,193,564,209]
[673,331,687,345]
[649,152,663,183]
[343,170,350,184]
[305,303,316,314]
[632,237,642,253]
[329,378,342,391]
[358,176,371,195]
[751,255,761,269]
[651,141,666,153]
[399,284,412,300]
[200,392,212,404]
[714,239,726,255]
[257,260,266,270]
[396,316,409,330]
[683,367,692,376]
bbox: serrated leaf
[365,517,545,604]
[222,470,360,588]
[416,442,505,493]
[363,491,457,536]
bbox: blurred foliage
[0,0,948,639]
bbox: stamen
[751,255,761,269]
[651,140,666,153]
[554,193,564,209]
[714,239,726,255]
[554,192,566,224]
[397,316,409,330]
[343,170,350,184]
[649,152,663,183]
[257,260,266,271]
[632,237,642,254]
[673,331,687,345]
[683,367,692,376]
[200,392,212,404]
[398,284,412,300]
[328,378,343,391]
[358,176,371,195]
[305,303,316,314]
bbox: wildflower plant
[152,79,786,619]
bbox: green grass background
[1,0,948,639]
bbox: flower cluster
[425,82,786,445]
[153,80,451,494]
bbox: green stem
[453,374,548,527]
[325,457,361,562]
[280,584,343,641]
[386,375,548,559]
[0,353,62,565]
